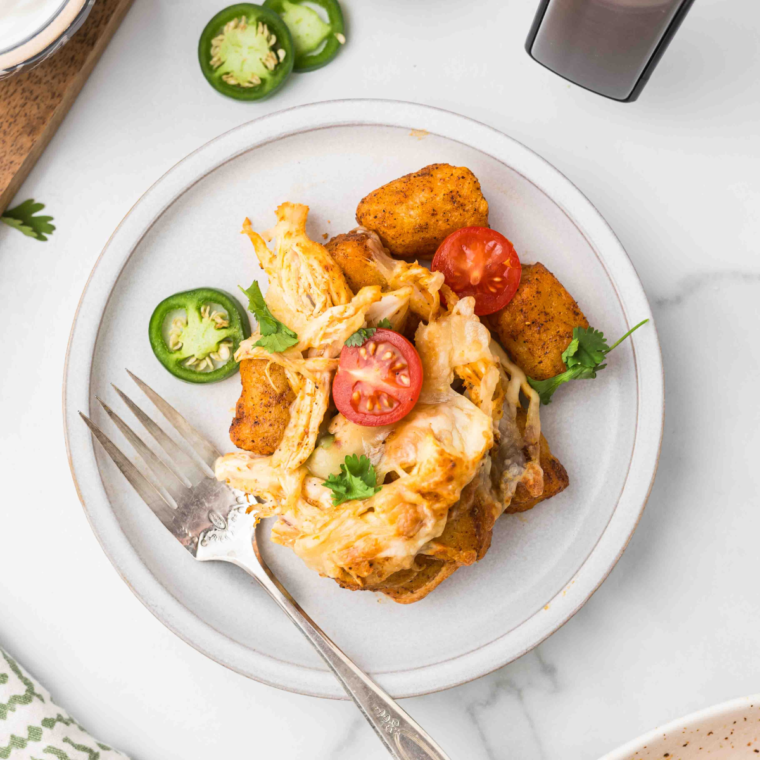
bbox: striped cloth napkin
[1,647,129,759]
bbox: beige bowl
[602,696,760,760]
[0,0,94,79]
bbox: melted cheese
[271,395,493,585]
[217,203,545,592]
[306,414,393,480]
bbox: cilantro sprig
[345,318,394,347]
[239,280,299,353]
[323,454,382,505]
[1,199,55,241]
[528,319,649,405]
[345,327,376,347]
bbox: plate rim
[63,98,664,699]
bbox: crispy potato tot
[331,411,568,601]
[229,359,295,455]
[380,557,459,604]
[508,408,569,513]
[326,228,443,325]
[325,230,388,292]
[333,476,493,602]
[487,262,588,381]
[378,419,569,600]
[356,163,489,259]
[424,473,500,566]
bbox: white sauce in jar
[0,0,66,54]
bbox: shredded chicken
[215,202,546,596]
[354,228,445,321]
[415,297,501,420]
[241,202,353,334]
[270,395,493,586]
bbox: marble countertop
[2,0,759,757]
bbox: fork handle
[230,553,451,760]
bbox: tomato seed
[369,343,376,355]
[398,374,410,386]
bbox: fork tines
[80,371,224,543]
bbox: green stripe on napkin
[0,647,129,760]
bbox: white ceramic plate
[64,100,663,699]
[600,694,760,760]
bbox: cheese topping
[216,204,543,589]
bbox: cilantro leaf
[345,319,396,347]
[239,280,298,353]
[345,327,376,347]
[239,280,279,332]
[562,327,609,369]
[1,199,55,241]
[323,454,382,505]
[255,331,301,352]
[528,319,649,405]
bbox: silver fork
[80,370,450,760]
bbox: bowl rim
[0,0,90,74]
[63,98,665,699]
[600,694,760,760]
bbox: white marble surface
[1,0,759,758]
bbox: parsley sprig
[239,280,299,353]
[528,319,649,405]
[345,318,394,347]
[323,454,382,505]
[1,199,55,241]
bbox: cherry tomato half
[431,227,521,316]
[333,329,423,427]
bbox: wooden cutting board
[0,0,134,213]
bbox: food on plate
[239,280,299,352]
[508,409,569,513]
[485,262,589,381]
[323,453,381,505]
[325,230,389,292]
[198,4,295,101]
[148,287,251,383]
[527,320,648,405]
[229,359,295,454]
[379,556,459,604]
[326,227,444,322]
[213,165,646,603]
[241,202,353,335]
[356,164,489,259]
[332,328,423,427]
[431,226,521,316]
[264,0,345,72]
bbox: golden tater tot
[356,163,489,259]
[229,359,295,455]
[325,230,388,292]
[509,409,569,513]
[486,262,588,381]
